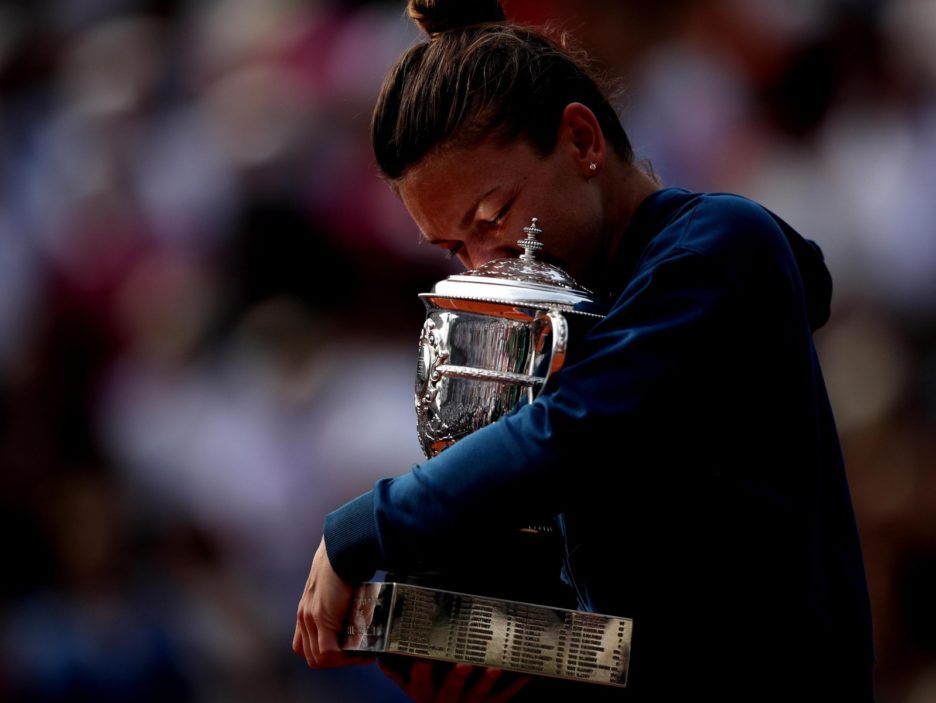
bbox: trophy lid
[420,218,605,317]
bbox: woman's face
[397,134,606,283]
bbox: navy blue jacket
[324,188,875,701]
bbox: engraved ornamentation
[415,317,449,420]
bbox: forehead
[398,138,538,213]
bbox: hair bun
[407,0,506,37]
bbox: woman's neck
[582,160,661,295]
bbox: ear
[558,102,606,178]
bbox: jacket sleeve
[324,243,748,583]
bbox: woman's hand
[292,536,367,668]
[379,658,530,703]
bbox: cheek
[538,178,597,239]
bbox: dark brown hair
[372,0,634,181]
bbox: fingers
[292,623,302,655]
[376,659,532,703]
[465,666,501,701]
[409,660,436,702]
[296,584,321,668]
[315,617,345,668]
[298,602,369,668]
[490,673,531,703]
[294,536,362,669]
[462,667,531,703]
[436,663,472,702]
[302,606,319,668]
[378,658,433,702]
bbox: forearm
[323,406,561,583]
[323,248,746,584]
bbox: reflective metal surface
[415,219,605,457]
[342,582,632,687]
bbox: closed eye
[483,197,515,229]
[418,232,463,259]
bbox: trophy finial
[518,218,544,261]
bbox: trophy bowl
[415,219,606,458]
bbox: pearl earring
[588,162,598,172]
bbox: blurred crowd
[0,0,934,701]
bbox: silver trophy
[343,219,631,686]
[415,218,605,458]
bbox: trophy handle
[528,309,568,403]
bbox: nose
[455,250,474,269]
[461,241,517,271]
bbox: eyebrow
[460,185,503,229]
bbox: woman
[294,1,875,701]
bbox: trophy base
[341,581,632,688]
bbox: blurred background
[0,0,933,701]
